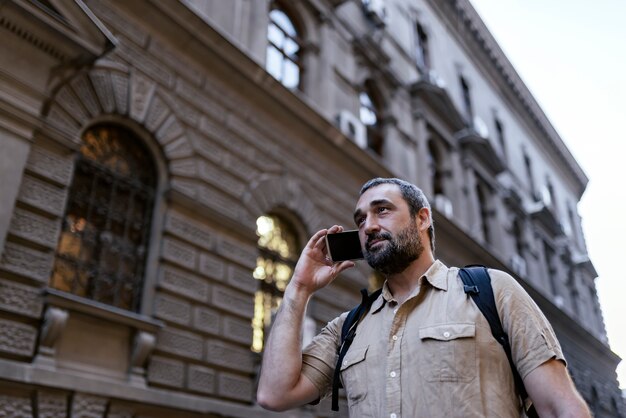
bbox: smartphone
[325,230,364,262]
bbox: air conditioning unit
[434,194,453,218]
[427,69,446,89]
[553,295,565,308]
[363,0,387,27]
[509,253,527,277]
[540,185,553,208]
[337,110,367,149]
[472,115,490,139]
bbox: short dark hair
[359,177,435,252]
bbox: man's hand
[289,225,356,296]
[257,226,356,411]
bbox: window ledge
[44,288,163,333]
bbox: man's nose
[364,216,380,235]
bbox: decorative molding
[43,64,193,171]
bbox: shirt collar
[370,259,449,314]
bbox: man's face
[354,184,424,275]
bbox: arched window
[51,124,157,312]
[359,82,384,155]
[266,3,302,90]
[252,214,300,353]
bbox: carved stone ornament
[129,330,157,386]
[34,306,69,368]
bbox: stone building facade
[0,0,623,417]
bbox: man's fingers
[335,260,355,275]
[306,229,328,249]
[311,225,342,250]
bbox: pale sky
[469,0,626,389]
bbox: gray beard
[364,222,423,276]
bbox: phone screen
[325,230,364,262]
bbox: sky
[468,0,626,389]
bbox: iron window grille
[51,124,157,312]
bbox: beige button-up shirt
[301,260,564,418]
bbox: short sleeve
[301,312,347,399]
[489,269,566,379]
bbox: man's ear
[417,207,431,232]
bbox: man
[257,177,590,417]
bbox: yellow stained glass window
[252,215,299,353]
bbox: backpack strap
[459,266,538,418]
[331,287,382,411]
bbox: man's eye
[377,207,388,213]
[356,217,365,225]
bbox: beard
[364,221,424,276]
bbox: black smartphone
[325,230,364,262]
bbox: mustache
[365,232,392,249]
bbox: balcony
[527,199,564,237]
[410,71,466,130]
[455,120,506,176]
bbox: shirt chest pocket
[418,323,477,382]
[340,345,370,408]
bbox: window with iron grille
[50,124,157,312]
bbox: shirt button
[343,360,347,366]
[390,371,397,377]
[443,331,451,338]
[390,414,397,418]
[392,335,398,341]
[393,308,398,314]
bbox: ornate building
[0,0,623,416]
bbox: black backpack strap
[331,287,382,411]
[459,266,538,418]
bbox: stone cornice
[1,0,116,62]
[426,0,589,197]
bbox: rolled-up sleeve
[490,269,566,380]
[301,312,347,398]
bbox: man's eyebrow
[369,198,393,207]
[353,198,394,221]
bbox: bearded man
[257,177,590,418]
